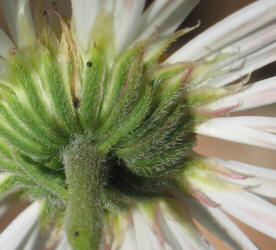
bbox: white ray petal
[71,0,102,50]
[138,0,199,41]
[207,116,276,133]
[159,201,213,250]
[226,22,276,58]
[102,0,115,12]
[1,0,35,48]
[114,0,146,53]
[168,0,276,62]
[0,29,14,58]
[196,117,276,150]
[203,190,276,239]
[206,77,276,111]
[210,22,276,72]
[120,226,138,250]
[22,226,48,250]
[133,208,162,250]
[143,0,169,22]
[179,195,258,250]
[55,234,71,250]
[0,201,43,249]
[212,159,276,198]
[206,42,276,87]
[223,160,276,181]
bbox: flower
[0,0,275,249]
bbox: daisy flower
[0,0,275,249]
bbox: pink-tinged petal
[114,0,146,52]
[206,77,276,111]
[159,200,213,250]
[203,190,276,239]
[71,0,102,50]
[167,0,276,62]
[189,187,219,208]
[183,158,276,239]
[0,29,14,58]
[210,158,276,198]
[133,208,164,250]
[138,0,199,40]
[196,117,276,150]
[0,201,43,249]
[1,0,35,48]
[177,194,258,250]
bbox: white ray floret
[114,0,146,52]
[55,235,72,250]
[206,77,276,111]
[203,190,276,239]
[138,0,199,41]
[208,116,276,133]
[196,117,276,150]
[0,201,43,249]
[1,0,35,48]
[225,21,276,59]
[22,226,48,250]
[120,226,138,250]
[102,0,115,12]
[168,0,276,62]
[71,0,102,50]
[184,163,276,239]
[180,195,258,250]
[208,21,276,73]
[133,208,164,250]
[209,158,276,198]
[159,201,213,250]
[206,42,276,87]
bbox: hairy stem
[63,138,104,250]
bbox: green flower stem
[63,138,105,250]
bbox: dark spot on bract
[73,99,80,108]
[64,184,69,190]
[74,231,79,237]
[86,61,92,67]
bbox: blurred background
[0,0,275,249]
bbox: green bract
[0,11,231,250]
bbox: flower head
[0,0,275,249]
